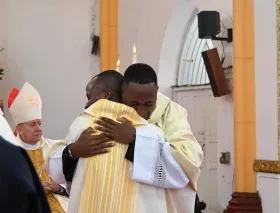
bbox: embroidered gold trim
[253,160,280,174]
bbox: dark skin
[70,81,158,157]
[42,177,61,193]
[84,77,100,109]
[95,82,158,144]
[86,79,94,101]
[122,82,158,120]
[95,117,136,144]
[70,127,113,158]
[70,77,115,158]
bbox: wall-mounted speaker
[201,48,230,97]
[198,11,220,39]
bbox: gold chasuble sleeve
[67,100,147,213]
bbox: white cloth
[130,126,189,189]
[67,115,191,213]
[66,115,91,212]
[9,82,42,124]
[0,109,18,145]
[49,145,67,185]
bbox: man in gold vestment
[8,82,68,213]
[64,67,203,213]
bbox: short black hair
[93,70,123,93]
[123,63,158,86]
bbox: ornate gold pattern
[277,0,280,160]
[253,160,280,174]
[27,148,65,213]
[28,96,39,109]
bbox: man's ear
[103,89,113,100]
[16,125,22,134]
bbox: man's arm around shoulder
[62,115,113,183]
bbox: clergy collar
[16,134,45,150]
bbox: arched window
[177,16,213,86]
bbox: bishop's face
[17,119,42,145]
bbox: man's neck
[110,96,121,103]
[19,135,38,146]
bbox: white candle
[116,59,120,71]
[132,45,137,64]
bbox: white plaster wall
[216,88,234,212]
[159,0,233,98]
[157,0,234,210]
[157,0,197,97]
[257,173,280,213]
[118,0,177,73]
[255,1,279,212]
[0,0,8,86]
[0,0,100,138]
[255,0,278,160]
[119,0,232,98]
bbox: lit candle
[116,59,120,71]
[132,44,137,64]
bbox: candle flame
[116,59,120,66]
[133,45,136,54]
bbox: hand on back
[95,117,136,144]
[70,127,114,158]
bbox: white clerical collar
[16,135,45,150]
[21,141,39,150]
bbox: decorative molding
[277,0,280,160]
[253,160,280,174]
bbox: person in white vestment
[0,107,18,145]
[8,82,68,213]
[94,65,203,213]
[61,70,199,213]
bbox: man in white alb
[63,70,199,213]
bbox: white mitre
[8,82,42,125]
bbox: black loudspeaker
[202,48,229,97]
[198,11,220,39]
